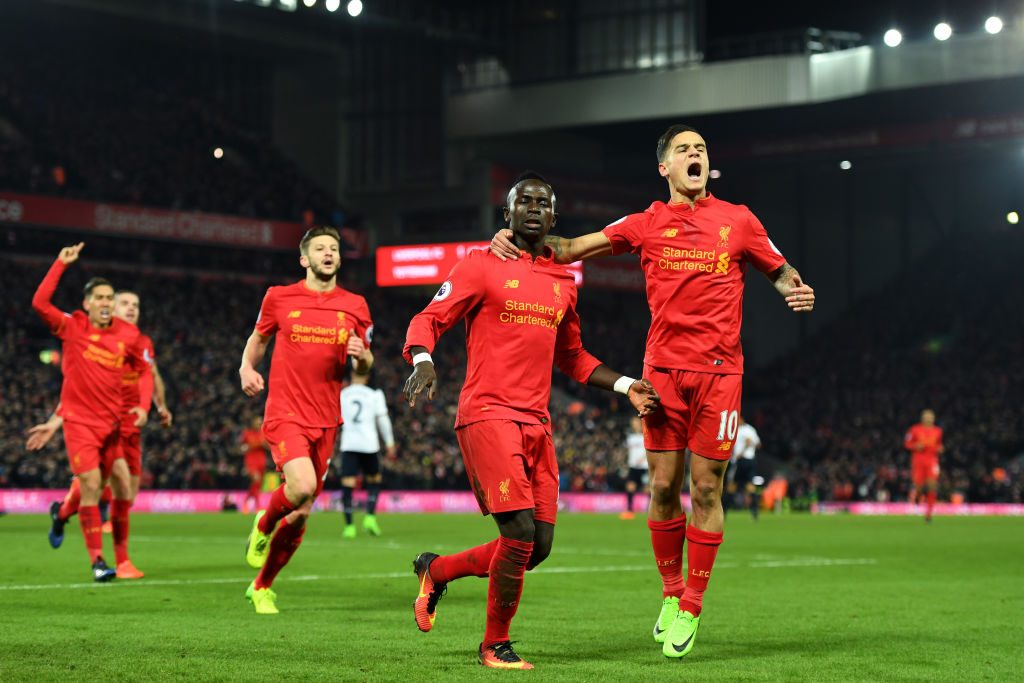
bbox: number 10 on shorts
[716,410,738,441]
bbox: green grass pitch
[1,512,1021,681]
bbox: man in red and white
[904,409,943,522]
[239,226,373,614]
[29,289,171,579]
[31,243,150,582]
[491,125,815,659]
[404,172,660,670]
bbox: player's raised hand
[627,378,661,417]
[129,406,148,428]
[403,361,437,407]
[240,366,265,396]
[25,421,60,451]
[58,242,85,265]
[489,229,521,262]
[157,405,174,428]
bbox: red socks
[59,478,81,521]
[79,505,104,563]
[926,491,937,519]
[258,486,297,535]
[679,526,723,616]
[483,537,534,647]
[112,499,132,565]
[247,480,261,503]
[429,539,499,583]
[254,518,306,589]
[648,514,687,598]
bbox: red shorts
[912,456,940,487]
[119,429,142,476]
[244,451,267,476]
[263,421,337,497]
[456,420,559,525]
[642,366,742,460]
[64,422,123,477]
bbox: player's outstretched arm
[403,345,437,408]
[239,331,270,396]
[585,365,661,417]
[33,243,85,330]
[766,263,815,313]
[490,229,613,264]
[25,411,64,451]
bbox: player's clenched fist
[403,361,437,407]
[240,366,265,396]
[58,242,85,265]
[627,378,661,417]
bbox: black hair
[83,277,113,297]
[299,226,341,254]
[506,170,556,210]
[656,124,705,162]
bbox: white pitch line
[0,557,877,592]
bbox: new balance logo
[661,229,679,238]
[503,280,520,289]
[288,310,302,318]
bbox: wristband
[412,352,433,366]
[613,376,637,395]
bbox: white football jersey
[340,385,393,454]
[733,423,760,460]
[626,432,648,470]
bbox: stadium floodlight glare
[325,0,340,12]
[933,22,952,41]
[883,29,902,47]
[1008,211,1020,225]
[347,0,363,17]
[303,0,316,7]
[213,147,224,159]
[985,16,1003,35]
[839,160,852,170]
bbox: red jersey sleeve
[553,301,603,384]
[353,298,374,349]
[743,208,787,274]
[403,255,486,363]
[602,211,651,256]
[136,336,156,412]
[254,288,278,338]
[903,427,917,451]
[32,259,72,338]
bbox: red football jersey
[32,259,148,429]
[255,281,372,428]
[904,424,943,461]
[603,194,786,374]
[241,428,266,455]
[404,248,602,428]
[120,333,155,434]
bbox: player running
[729,416,761,521]
[30,289,171,579]
[621,416,648,520]
[904,409,943,522]
[403,172,661,670]
[491,126,815,658]
[31,243,150,581]
[339,368,395,539]
[240,416,269,514]
[239,226,373,615]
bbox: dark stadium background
[1,0,1021,507]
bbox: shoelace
[489,641,522,663]
[426,583,447,613]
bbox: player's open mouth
[687,162,702,181]
[524,219,542,228]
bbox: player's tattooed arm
[766,262,815,313]
[490,230,612,263]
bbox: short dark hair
[506,170,556,210]
[83,277,113,297]
[115,289,138,299]
[299,226,341,255]
[657,124,705,162]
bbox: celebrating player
[240,416,268,514]
[403,172,661,670]
[31,289,171,579]
[904,409,943,522]
[31,243,150,582]
[491,126,815,658]
[339,368,395,539]
[239,226,373,615]
[621,416,648,520]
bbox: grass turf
[1,511,1021,681]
